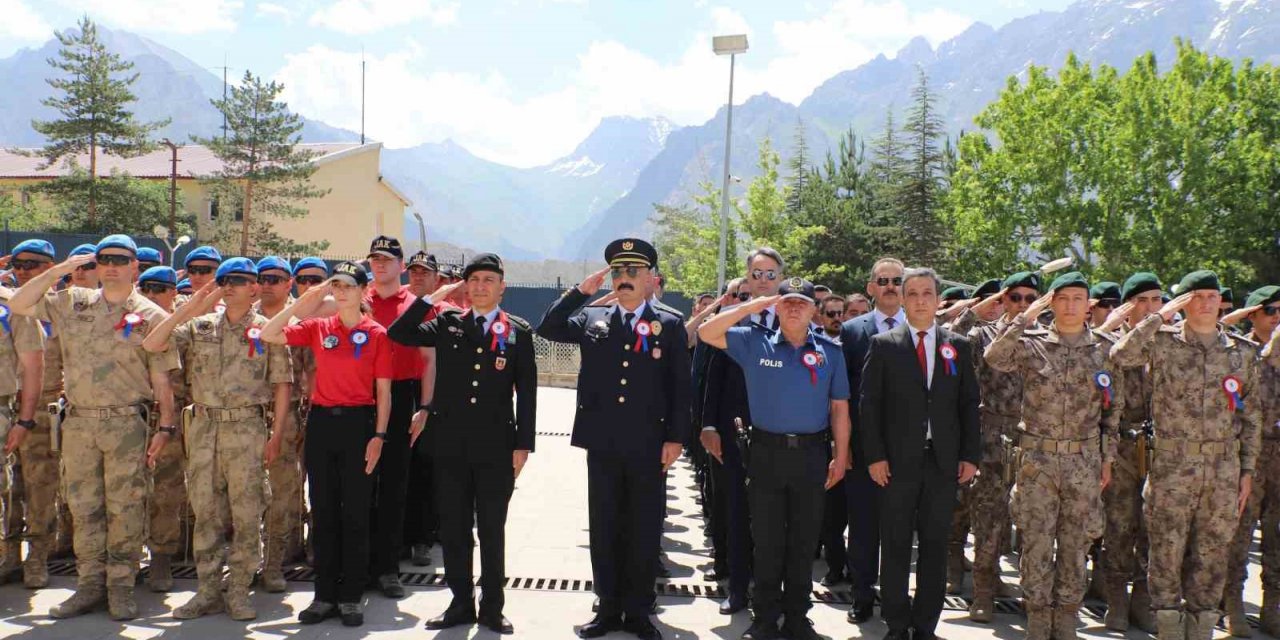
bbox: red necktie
[916,331,929,379]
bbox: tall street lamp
[713,34,748,293]
[153,225,192,268]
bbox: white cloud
[309,0,459,34]
[0,0,51,43]
[256,2,295,22]
[63,0,242,34]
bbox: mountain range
[2,0,1278,260]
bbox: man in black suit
[860,267,981,640]
[537,238,690,640]
[385,253,536,635]
[839,257,907,623]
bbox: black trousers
[305,405,375,604]
[879,448,957,636]
[711,438,752,599]
[403,425,437,547]
[845,463,883,606]
[748,437,828,624]
[820,478,849,576]
[587,449,664,619]
[434,453,514,613]
[369,379,418,575]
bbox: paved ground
[0,386,1264,639]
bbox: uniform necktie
[760,310,770,328]
[476,315,487,334]
[916,330,929,379]
[885,317,897,330]
[624,312,635,331]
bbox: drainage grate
[535,431,572,437]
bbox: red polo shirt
[283,315,393,407]
[365,285,426,381]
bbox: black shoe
[479,611,514,634]
[820,572,848,587]
[848,601,875,624]
[623,615,663,640]
[339,602,363,627]
[575,613,623,638]
[411,543,432,567]
[298,600,337,624]
[425,602,477,630]
[591,596,600,612]
[910,631,939,640]
[655,563,672,578]
[719,594,749,615]
[741,619,781,640]
[782,616,828,640]
[882,630,911,640]
[377,573,405,598]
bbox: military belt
[67,405,143,419]
[1019,434,1089,455]
[1151,438,1237,457]
[750,429,829,449]
[193,404,266,422]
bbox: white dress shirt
[615,302,649,330]
[911,322,937,439]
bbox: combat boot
[1131,579,1158,633]
[49,586,106,618]
[1053,604,1080,640]
[1187,610,1220,640]
[147,553,173,592]
[0,540,21,584]
[969,570,995,623]
[261,538,287,593]
[23,540,49,589]
[1226,588,1253,637]
[107,585,139,620]
[1027,605,1054,640]
[225,585,257,621]
[1104,578,1130,631]
[173,584,225,619]
[946,544,965,595]
[1156,609,1186,640]
[1260,591,1280,637]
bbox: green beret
[1048,271,1089,293]
[1177,270,1221,294]
[1245,285,1280,308]
[1220,287,1233,304]
[941,286,971,302]
[1121,272,1162,301]
[1003,271,1042,292]
[973,278,1001,298]
[1089,281,1120,301]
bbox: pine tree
[785,118,810,214]
[899,66,947,264]
[193,71,329,255]
[31,16,169,226]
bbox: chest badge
[351,330,369,359]
[116,312,143,338]
[1094,371,1113,409]
[802,351,821,385]
[939,343,958,376]
[0,304,10,335]
[634,321,651,353]
[495,356,507,371]
[1222,376,1244,413]
[246,326,265,358]
[322,335,340,350]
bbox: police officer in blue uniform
[537,238,690,640]
[699,277,852,640]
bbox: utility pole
[360,48,366,145]
[161,139,180,237]
[217,56,229,143]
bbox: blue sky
[0,0,1075,166]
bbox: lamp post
[153,225,192,268]
[713,34,748,293]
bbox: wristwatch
[14,419,36,431]
[157,425,178,436]
[372,432,388,441]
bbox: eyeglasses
[76,262,97,271]
[1095,299,1119,309]
[610,266,646,279]
[750,269,778,281]
[735,292,750,301]
[139,283,174,294]
[217,276,254,288]
[824,310,844,318]
[295,275,325,286]
[96,254,133,267]
[1262,306,1280,316]
[875,277,903,287]
[258,274,289,285]
[138,261,160,269]
[10,259,51,271]
[1006,292,1038,304]
[186,265,216,275]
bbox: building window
[209,197,243,222]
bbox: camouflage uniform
[986,317,1119,639]
[145,350,189,590]
[1101,323,1155,631]
[33,288,178,604]
[171,310,291,619]
[945,308,979,593]
[1111,314,1262,640]
[964,317,1025,620]
[260,301,312,589]
[40,314,75,560]
[0,297,46,581]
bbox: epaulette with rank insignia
[507,314,532,332]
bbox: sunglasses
[824,310,844,318]
[10,258,51,271]
[750,269,778,281]
[186,265,216,275]
[735,292,750,301]
[139,283,174,294]
[138,261,160,269]
[295,275,326,286]
[96,254,133,266]
[1095,299,1119,309]
[876,277,903,287]
[1262,306,1280,317]
[258,274,289,285]
[76,262,97,271]
[1006,292,1038,304]
[610,266,646,279]
[217,276,254,288]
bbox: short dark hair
[902,267,940,294]
[814,285,832,294]
[821,296,846,312]
[697,293,715,302]
[745,247,785,273]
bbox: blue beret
[138,266,177,286]
[12,239,55,260]
[256,255,291,274]
[215,257,258,280]
[136,247,163,264]
[96,234,138,256]
[292,256,328,275]
[69,243,96,257]
[184,246,223,266]
[176,278,192,293]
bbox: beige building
[0,142,409,257]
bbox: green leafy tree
[651,180,741,295]
[30,167,194,236]
[31,16,170,226]
[194,71,329,255]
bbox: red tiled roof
[0,142,367,179]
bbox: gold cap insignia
[622,240,634,251]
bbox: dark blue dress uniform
[537,241,690,634]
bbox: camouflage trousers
[185,413,269,589]
[970,415,1016,590]
[61,410,149,588]
[1,406,61,555]
[1145,451,1240,612]
[1010,448,1105,608]
[0,402,12,543]
[1227,439,1280,594]
[950,480,973,551]
[264,409,305,567]
[1102,437,1149,585]
[147,434,188,558]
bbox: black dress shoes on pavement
[623,615,663,640]
[479,610,515,634]
[575,613,623,638]
[425,601,477,630]
[882,629,911,640]
[741,619,781,640]
[848,600,876,624]
[719,594,749,615]
[782,616,828,640]
[820,572,848,587]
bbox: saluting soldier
[538,238,690,640]
[388,253,536,635]
[143,258,293,621]
[1111,270,1262,640]
[8,234,178,621]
